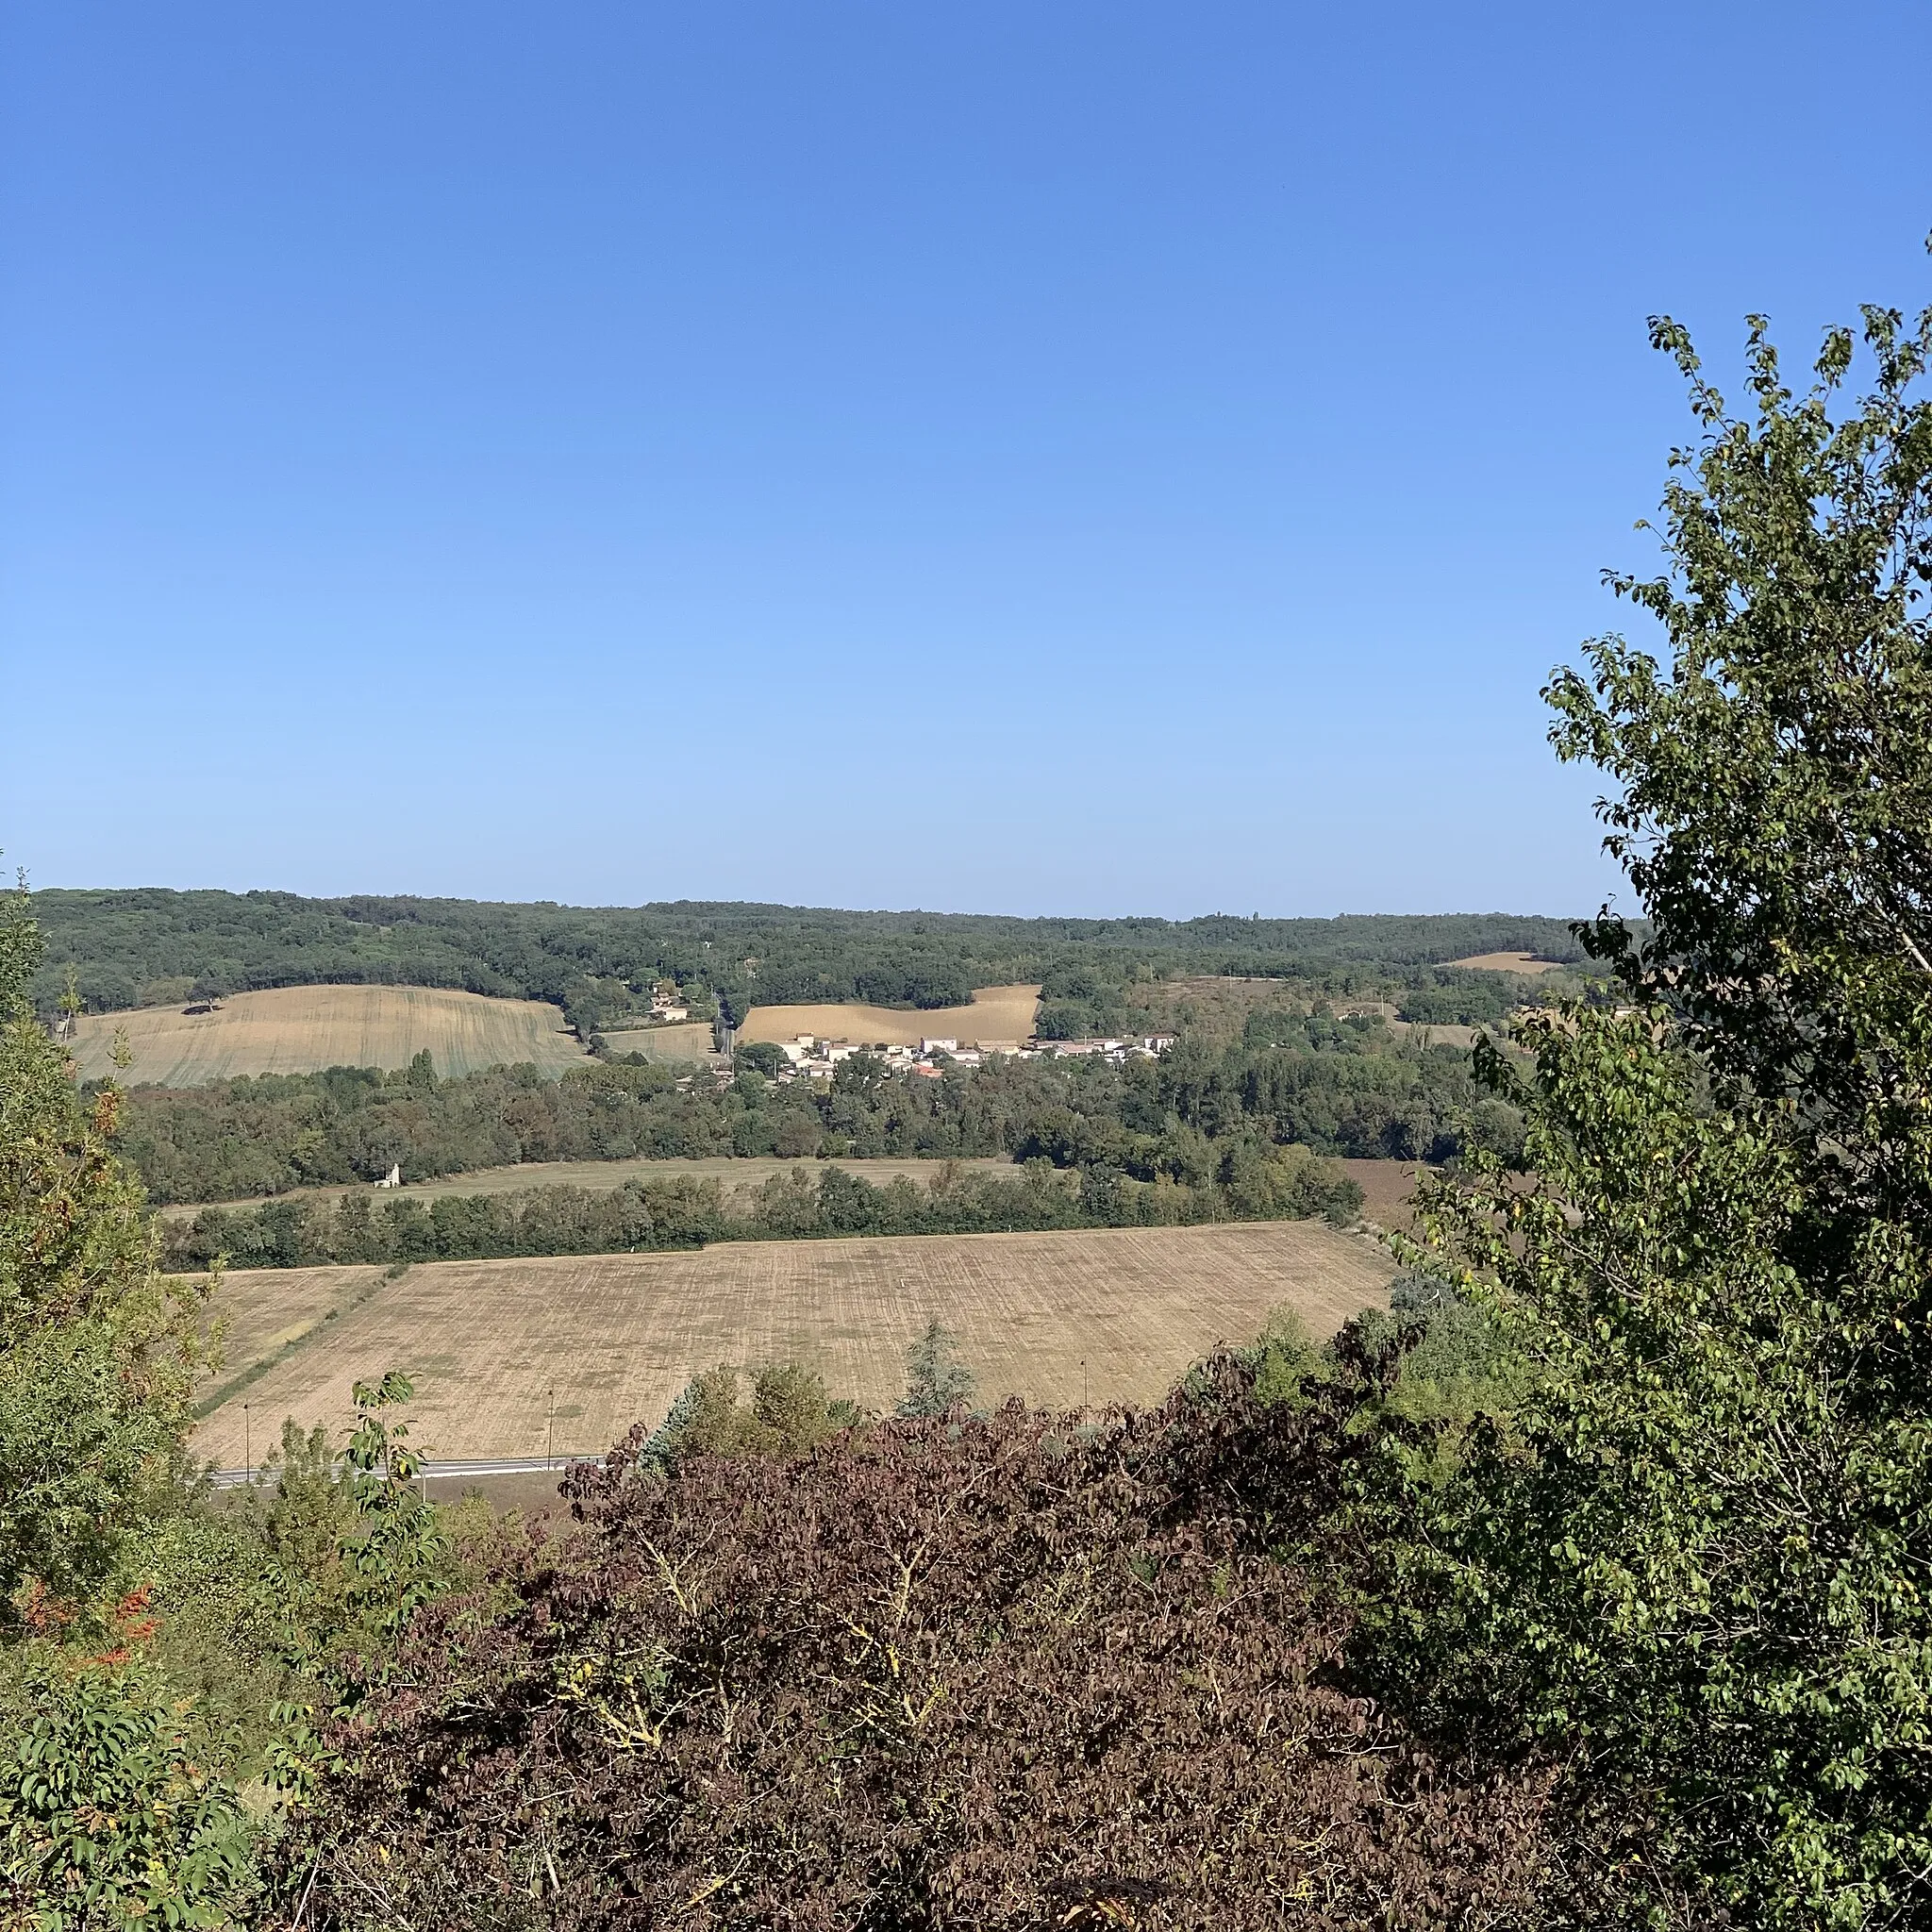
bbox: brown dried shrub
[281,1358,1561,1929]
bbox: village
[669,1028,1178,1092]
[757,1028,1178,1082]
[617,979,1178,1088]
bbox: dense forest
[29,887,1589,1040]
[116,1011,1519,1208]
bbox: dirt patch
[1340,1158,1435,1233]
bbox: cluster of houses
[644,984,690,1024]
[756,1031,1177,1085]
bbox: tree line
[158,1143,1362,1274]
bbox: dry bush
[281,1357,1561,1929]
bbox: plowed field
[192,1220,1395,1466]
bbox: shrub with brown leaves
[279,1360,1558,1930]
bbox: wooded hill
[30,889,1584,1035]
[30,889,1589,1041]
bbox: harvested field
[192,1221,1396,1467]
[69,985,590,1086]
[599,1022,717,1063]
[1341,1158,1432,1232]
[160,1156,1020,1218]
[738,984,1041,1049]
[1448,952,1564,974]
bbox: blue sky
[4,2,1928,919]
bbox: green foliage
[0,880,217,1629]
[1547,305,1932,1110]
[1383,289,1932,1924]
[648,1362,850,1466]
[0,881,267,1924]
[0,1657,258,1928]
[30,888,1585,1031]
[1219,1140,1363,1223]
[158,1138,1364,1274]
[1392,971,1525,1025]
[341,1374,442,1641]
[899,1319,975,1417]
[1399,1013,1932,1924]
[118,1022,1441,1217]
[1246,1306,1324,1408]
[261,1421,357,1585]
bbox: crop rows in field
[738,984,1041,1048]
[192,1220,1395,1466]
[596,1022,717,1062]
[69,985,591,1086]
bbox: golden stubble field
[1447,952,1563,974]
[738,984,1041,1048]
[69,985,591,1086]
[192,1220,1396,1467]
[597,1022,717,1063]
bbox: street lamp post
[548,1389,556,1472]
[243,1405,251,1478]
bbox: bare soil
[1447,952,1564,974]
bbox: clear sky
[4,3,1928,919]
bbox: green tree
[341,1373,442,1641]
[645,1362,847,1465]
[0,1657,257,1925]
[1,877,248,1922]
[1401,285,1932,1924]
[751,1361,846,1454]
[0,878,217,1628]
[898,1319,975,1417]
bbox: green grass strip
[192,1262,409,1420]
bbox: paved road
[208,1455,596,1491]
